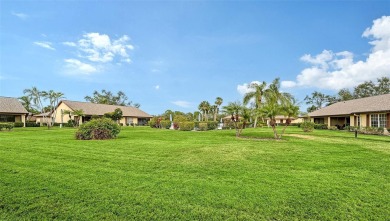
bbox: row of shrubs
[0,123,14,131]
[346,126,389,135]
[149,120,220,131]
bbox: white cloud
[11,11,28,20]
[64,32,134,63]
[62,41,77,47]
[237,81,261,96]
[64,59,98,75]
[155,85,160,90]
[171,101,192,108]
[33,41,55,50]
[282,16,390,91]
[281,81,297,88]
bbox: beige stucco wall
[360,114,367,127]
[54,102,73,124]
[36,116,53,124]
[350,116,355,127]
[122,117,138,125]
[15,115,22,122]
[291,118,304,124]
[15,115,26,127]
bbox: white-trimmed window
[355,116,360,127]
[370,113,387,128]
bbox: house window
[127,117,133,125]
[0,115,15,122]
[314,118,324,124]
[370,114,387,128]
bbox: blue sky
[1,1,389,115]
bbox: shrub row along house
[0,97,152,127]
[308,94,390,129]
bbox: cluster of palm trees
[21,87,65,128]
[223,78,300,139]
[198,97,223,121]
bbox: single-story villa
[53,100,153,126]
[34,112,52,125]
[265,115,305,125]
[0,96,28,126]
[308,94,390,128]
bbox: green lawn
[0,126,389,220]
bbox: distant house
[34,112,52,125]
[53,100,153,126]
[308,94,390,128]
[0,96,28,126]
[265,115,305,125]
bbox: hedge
[179,122,194,131]
[0,123,14,131]
[198,123,208,131]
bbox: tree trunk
[253,117,258,128]
[280,125,288,139]
[271,125,279,139]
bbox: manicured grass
[0,126,389,220]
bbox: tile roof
[308,94,390,117]
[61,100,152,118]
[0,96,28,114]
[34,112,51,117]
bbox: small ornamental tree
[75,118,121,140]
[301,121,315,132]
[104,108,123,124]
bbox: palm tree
[42,90,65,127]
[261,78,294,139]
[223,101,244,137]
[23,87,45,113]
[198,101,210,121]
[279,98,300,138]
[243,81,267,128]
[214,97,223,121]
[72,109,85,127]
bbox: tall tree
[85,90,140,107]
[214,97,223,121]
[376,77,390,94]
[43,90,65,127]
[337,88,354,101]
[23,87,45,113]
[222,101,245,137]
[353,81,376,98]
[279,98,300,138]
[18,96,39,114]
[261,78,296,139]
[304,91,330,112]
[198,101,210,121]
[243,81,267,128]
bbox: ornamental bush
[314,124,328,130]
[75,118,121,140]
[149,118,157,128]
[179,122,194,131]
[14,122,24,127]
[0,123,14,131]
[160,120,171,129]
[26,122,40,127]
[301,121,315,132]
[198,122,208,131]
[207,121,218,130]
